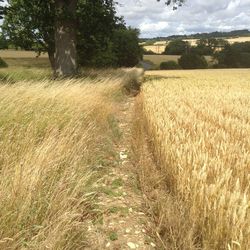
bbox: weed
[109,232,118,241]
[111,178,123,189]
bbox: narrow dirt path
[86,98,156,250]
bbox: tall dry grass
[0,72,126,249]
[135,70,250,249]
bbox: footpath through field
[85,97,156,250]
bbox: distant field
[144,54,213,66]
[223,36,250,44]
[144,55,179,64]
[143,36,250,54]
[143,45,166,54]
[0,50,48,58]
[183,36,250,46]
[143,55,180,66]
[4,58,50,68]
[0,50,50,68]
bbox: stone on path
[127,242,137,249]
[120,151,128,160]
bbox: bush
[240,52,250,67]
[0,57,8,68]
[160,61,181,70]
[122,68,144,96]
[178,53,208,69]
[212,64,227,69]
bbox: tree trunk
[48,49,55,71]
[54,0,77,77]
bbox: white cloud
[227,0,241,10]
[140,21,169,33]
[117,0,250,37]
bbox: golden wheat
[141,69,250,249]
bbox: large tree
[2,0,185,77]
[3,0,76,76]
[164,39,190,55]
[76,0,124,67]
[3,0,121,74]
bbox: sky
[116,0,250,38]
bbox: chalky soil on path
[85,98,156,250]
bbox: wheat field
[138,70,250,249]
[0,70,127,249]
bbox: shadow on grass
[145,75,182,81]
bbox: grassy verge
[0,70,128,249]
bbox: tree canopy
[178,53,208,69]
[1,0,186,76]
[164,39,190,55]
[214,42,250,68]
[190,38,228,56]
[2,0,141,70]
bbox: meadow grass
[4,58,50,68]
[0,68,129,249]
[144,55,180,65]
[0,67,52,83]
[0,50,48,59]
[134,69,250,249]
[0,51,51,83]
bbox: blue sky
[117,0,250,38]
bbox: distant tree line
[154,38,250,69]
[163,38,230,56]
[214,42,250,68]
[169,29,250,40]
[140,29,250,42]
